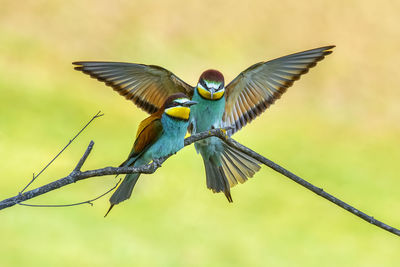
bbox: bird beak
[209,88,215,99]
[183,100,197,107]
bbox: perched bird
[74,45,335,202]
[189,69,261,202]
[105,93,197,216]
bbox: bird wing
[223,46,335,134]
[133,115,164,155]
[73,62,194,114]
[121,114,164,167]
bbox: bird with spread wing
[74,45,335,202]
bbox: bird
[104,93,197,216]
[74,45,335,202]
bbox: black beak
[183,100,197,107]
[209,88,215,99]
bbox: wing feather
[133,114,163,155]
[73,62,194,114]
[224,45,334,134]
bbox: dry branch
[0,128,399,237]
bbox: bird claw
[221,127,232,140]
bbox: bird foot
[220,127,231,140]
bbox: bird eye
[200,80,207,89]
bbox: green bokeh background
[1,0,400,266]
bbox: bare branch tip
[94,111,104,118]
[73,141,95,172]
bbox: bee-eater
[74,45,334,202]
[105,93,197,216]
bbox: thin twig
[1,128,399,237]
[19,111,104,194]
[16,141,117,208]
[0,141,163,210]
[18,178,121,207]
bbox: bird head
[197,69,225,100]
[163,93,197,120]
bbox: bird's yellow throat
[165,106,191,120]
[197,86,225,100]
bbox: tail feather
[220,155,245,185]
[202,155,232,202]
[222,143,261,186]
[104,204,115,217]
[220,156,237,183]
[221,149,247,183]
[201,141,261,202]
[105,173,140,216]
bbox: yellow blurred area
[1,0,400,266]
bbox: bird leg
[221,126,235,140]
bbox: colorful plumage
[189,70,261,201]
[105,93,196,216]
[74,45,335,202]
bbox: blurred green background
[1,0,400,266]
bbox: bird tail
[104,173,140,217]
[200,140,261,202]
[202,154,233,202]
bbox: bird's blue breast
[139,114,188,163]
[190,88,225,134]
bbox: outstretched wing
[73,62,194,114]
[223,45,335,134]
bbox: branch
[19,111,104,193]
[0,141,159,210]
[208,130,400,237]
[1,129,399,237]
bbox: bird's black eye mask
[166,101,180,109]
[200,79,224,91]
[200,79,208,89]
